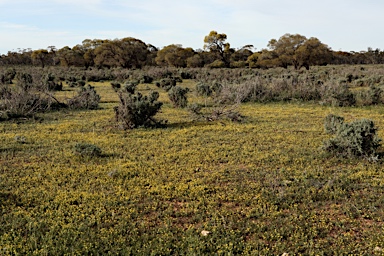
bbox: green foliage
[324,114,344,134]
[114,89,164,129]
[73,143,102,157]
[323,118,382,158]
[67,84,100,110]
[168,86,189,108]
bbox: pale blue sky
[0,0,383,54]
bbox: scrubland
[1,66,384,255]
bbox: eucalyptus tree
[203,31,232,67]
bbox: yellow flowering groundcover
[1,77,384,255]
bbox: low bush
[43,73,63,91]
[155,77,180,91]
[0,84,57,119]
[196,82,213,97]
[122,80,139,94]
[324,114,344,134]
[323,118,382,158]
[168,86,189,108]
[114,89,164,129]
[73,143,102,158]
[67,85,100,110]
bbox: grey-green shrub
[324,114,344,134]
[196,82,212,97]
[74,143,102,158]
[67,84,100,110]
[114,89,164,129]
[323,118,382,158]
[168,86,189,108]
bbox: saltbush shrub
[330,85,356,107]
[74,143,102,158]
[67,85,100,110]
[140,75,153,84]
[123,80,139,94]
[114,89,164,129]
[3,68,16,84]
[324,114,345,134]
[168,86,189,108]
[155,77,180,91]
[111,82,121,92]
[0,84,56,119]
[323,118,382,158]
[43,73,62,91]
[16,72,33,91]
[196,82,212,97]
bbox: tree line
[1,31,384,69]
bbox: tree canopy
[1,32,383,69]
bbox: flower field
[1,79,384,255]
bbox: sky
[0,0,383,55]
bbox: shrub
[168,86,189,108]
[0,85,55,119]
[155,78,177,91]
[114,90,164,129]
[122,80,139,94]
[140,75,153,84]
[67,85,100,110]
[323,118,382,158]
[187,103,203,119]
[43,73,62,91]
[16,72,33,91]
[179,71,195,79]
[111,82,121,92]
[3,68,16,84]
[324,114,344,134]
[73,143,102,158]
[196,82,212,97]
[368,85,383,105]
[331,85,356,107]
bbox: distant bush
[155,78,177,91]
[323,118,382,158]
[16,72,33,91]
[196,82,213,97]
[74,143,102,158]
[114,88,164,129]
[320,83,356,107]
[168,86,189,108]
[111,82,121,92]
[140,75,153,84]
[43,73,62,91]
[1,68,16,84]
[179,71,195,79]
[122,80,139,94]
[206,60,226,69]
[67,85,100,110]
